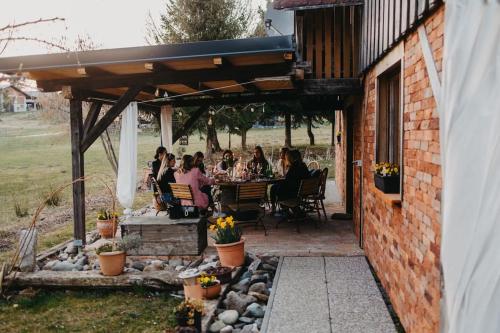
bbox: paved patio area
[261,256,397,333]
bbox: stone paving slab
[263,256,396,333]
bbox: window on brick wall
[377,64,401,164]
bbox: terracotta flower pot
[96,218,118,239]
[179,269,203,300]
[98,251,126,276]
[202,281,221,300]
[184,283,203,300]
[214,238,245,268]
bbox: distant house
[0,82,39,112]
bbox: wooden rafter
[172,105,209,143]
[83,101,102,138]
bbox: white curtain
[440,1,500,332]
[116,102,138,215]
[161,105,173,153]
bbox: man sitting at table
[270,149,310,215]
[216,149,237,172]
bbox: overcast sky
[0,0,267,57]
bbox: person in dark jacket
[157,153,176,202]
[247,146,269,176]
[193,151,206,174]
[152,146,167,180]
[270,149,310,215]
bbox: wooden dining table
[214,177,283,208]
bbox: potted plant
[96,209,119,239]
[173,299,204,332]
[198,273,221,300]
[374,162,400,193]
[96,234,142,276]
[209,216,244,268]
[203,266,233,285]
[178,269,203,300]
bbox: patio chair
[277,177,320,232]
[306,168,329,221]
[149,177,168,216]
[170,183,195,205]
[307,160,320,170]
[227,182,268,235]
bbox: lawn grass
[0,289,180,333]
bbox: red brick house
[274,0,443,331]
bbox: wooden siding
[360,0,442,72]
[296,6,363,79]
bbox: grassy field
[0,289,180,333]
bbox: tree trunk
[307,116,315,146]
[210,125,222,152]
[205,122,222,155]
[228,132,231,149]
[284,113,292,147]
[241,129,248,150]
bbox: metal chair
[227,182,268,235]
[277,177,320,232]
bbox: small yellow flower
[217,217,223,225]
[209,224,216,231]
[225,216,234,224]
[220,221,226,228]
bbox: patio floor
[206,202,364,257]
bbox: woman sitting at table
[270,149,310,215]
[175,154,215,210]
[156,153,176,203]
[275,147,289,177]
[216,149,237,172]
[247,145,269,176]
[151,146,167,180]
[193,151,206,174]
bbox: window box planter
[374,174,400,194]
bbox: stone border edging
[259,256,283,333]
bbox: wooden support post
[70,99,86,246]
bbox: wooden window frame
[374,42,404,199]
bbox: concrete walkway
[262,257,397,333]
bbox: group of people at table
[151,145,313,216]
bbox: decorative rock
[124,267,141,273]
[246,303,265,318]
[183,260,191,266]
[175,265,185,271]
[250,274,267,285]
[218,310,239,325]
[240,323,259,333]
[248,282,269,296]
[220,325,233,333]
[92,262,100,270]
[248,291,269,302]
[223,291,257,315]
[52,262,79,271]
[247,259,261,274]
[43,260,58,271]
[151,260,164,269]
[58,253,69,261]
[239,270,252,281]
[64,242,76,254]
[76,256,89,266]
[255,318,263,329]
[238,317,255,324]
[168,258,183,267]
[83,265,90,271]
[131,261,146,271]
[231,278,250,293]
[209,320,226,333]
[262,256,279,267]
[188,257,203,268]
[232,329,242,333]
[198,261,217,271]
[261,263,276,272]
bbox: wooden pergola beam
[82,101,102,138]
[81,85,143,153]
[38,63,293,91]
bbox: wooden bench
[120,216,207,256]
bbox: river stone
[238,317,255,324]
[248,291,269,302]
[58,252,69,261]
[231,278,250,293]
[218,310,239,325]
[76,256,89,266]
[239,270,252,281]
[246,303,265,318]
[248,282,269,296]
[64,242,76,254]
[223,291,257,315]
[131,261,146,271]
[232,329,241,333]
[151,260,164,269]
[52,261,78,271]
[168,258,183,267]
[220,325,233,333]
[43,260,58,270]
[261,263,276,272]
[247,259,261,274]
[262,256,279,267]
[209,320,226,332]
[255,318,263,329]
[240,323,259,333]
[198,261,217,271]
[250,274,267,285]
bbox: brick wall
[336,5,444,332]
[334,110,347,203]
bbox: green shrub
[44,188,62,207]
[14,202,28,218]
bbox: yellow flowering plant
[97,208,119,220]
[209,216,242,244]
[173,299,204,327]
[374,162,400,177]
[197,273,218,288]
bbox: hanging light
[250,107,255,113]
[208,116,213,125]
